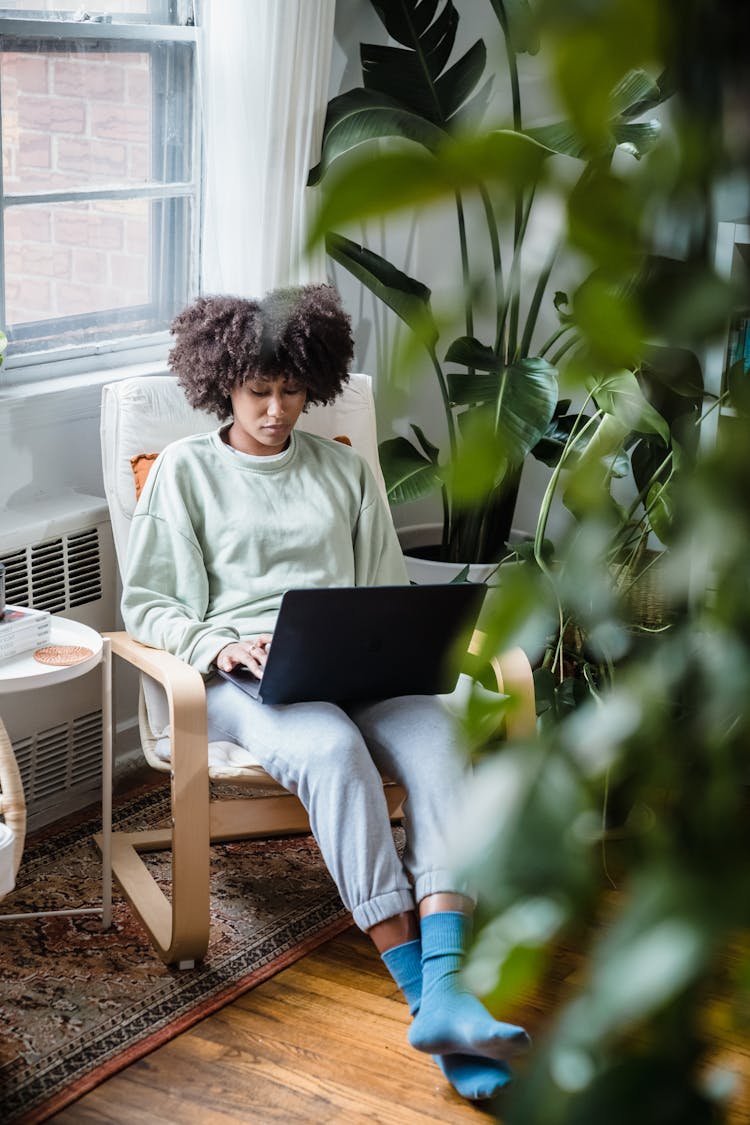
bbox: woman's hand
[215,635,272,678]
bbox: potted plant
[308,0,662,574]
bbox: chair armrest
[102,631,211,962]
[105,631,204,695]
[468,630,537,740]
[104,628,208,757]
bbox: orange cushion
[130,452,159,501]
[129,436,352,501]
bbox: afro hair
[168,283,354,420]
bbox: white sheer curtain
[198,0,335,298]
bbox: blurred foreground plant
[311,0,750,1120]
[453,0,750,1120]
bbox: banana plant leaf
[487,0,539,55]
[446,344,558,464]
[609,69,662,116]
[379,434,442,503]
[308,132,551,246]
[370,0,446,46]
[308,88,446,185]
[325,233,438,348]
[447,371,503,405]
[525,68,663,160]
[445,335,504,371]
[363,1,484,125]
[526,118,661,161]
[494,358,560,464]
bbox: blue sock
[407,912,531,1062]
[382,938,513,1101]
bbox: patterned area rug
[0,782,355,1124]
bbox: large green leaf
[609,69,661,116]
[569,873,714,1044]
[363,1,484,126]
[495,357,559,464]
[379,435,442,503]
[308,133,550,246]
[526,118,660,160]
[370,0,444,47]
[591,371,670,442]
[612,119,662,159]
[325,233,438,348]
[410,423,441,462]
[434,39,487,121]
[445,335,503,371]
[488,0,540,55]
[532,411,597,468]
[525,67,663,161]
[447,371,501,405]
[308,88,446,185]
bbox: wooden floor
[50,919,749,1125]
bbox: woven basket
[0,719,26,897]
[614,548,671,631]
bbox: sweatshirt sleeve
[352,468,409,587]
[121,454,239,674]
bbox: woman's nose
[267,393,284,417]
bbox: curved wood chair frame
[96,629,535,967]
[0,717,26,894]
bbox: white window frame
[0,4,200,387]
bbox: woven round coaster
[33,644,94,667]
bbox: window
[0,1,198,383]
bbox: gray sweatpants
[205,678,471,930]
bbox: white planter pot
[397,522,526,585]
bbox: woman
[122,283,529,1101]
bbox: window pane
[0,3,178,23]
[1,43,192,194]
[4,195,191,350]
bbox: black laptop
[216,584,486,705]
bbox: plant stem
[504,186,535,362]
[492,0,522,132]
[519,240,560,358]
[455,192,474,341]
[440,482,452,557]
[538,323,573,358]
[550,333,580,367]
[479,186,505,352]
[534,396,599,558]
[429,346,457,461]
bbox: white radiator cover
[0,494,117,830]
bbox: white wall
[0,380,107,513]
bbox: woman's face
[227,374,307,456]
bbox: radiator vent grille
[12,710,103,807]
[0,528,102,612]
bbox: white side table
[0,617,112,928]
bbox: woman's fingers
[217,636,273,675]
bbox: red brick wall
[2,47,153,327]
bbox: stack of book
[0,605,52,661]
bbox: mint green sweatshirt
[121,428,408,673]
